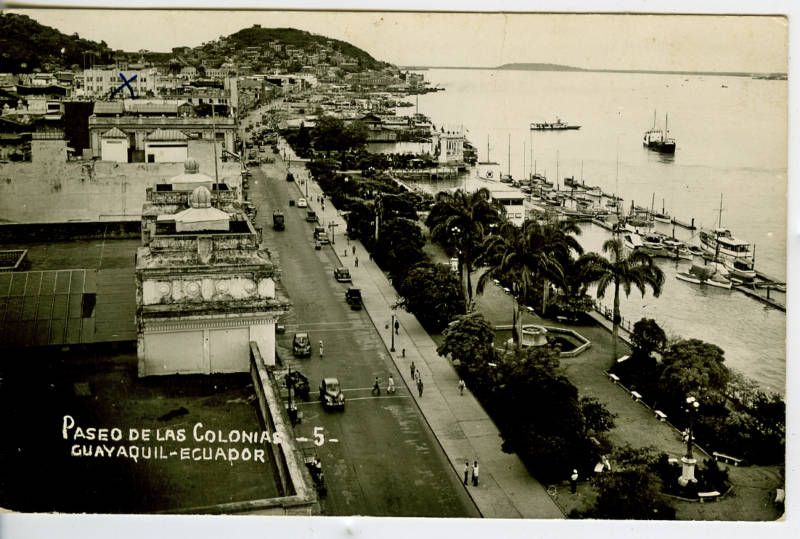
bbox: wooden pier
[670,217,697,230]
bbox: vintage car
[345,288,362,310]
[284,370,310,401]
[333,267,351,282]
[319,377,345,410]
[297,197,308,208]
[292,332,312,358]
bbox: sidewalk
[282,154,563,519]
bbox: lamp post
[390,312,396,352]
[678,396,701,486]
[329,222,338,245]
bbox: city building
[78,67,159,98]
[89,99,235,161]
[135,159,288,377]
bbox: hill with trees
[222,25,386,70]
[0,12,114,72]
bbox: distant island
[401,62,787,79]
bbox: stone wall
[0,152,241,224]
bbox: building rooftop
[101,127,128,139]
[145,128,189,141]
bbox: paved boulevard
[247,158,479,517]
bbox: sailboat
[643,111,677,154]
[652,198,671,223]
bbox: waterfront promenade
[273,137,781,521]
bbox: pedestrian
[570,469,579,493]
[410,361,416,380]
[417,376,424,397]
[354,256,359,268]
[458,379,466,395]
[372,377,381,396]
[463,461,470,485]
[402,348,406,358]
[343,249,347,257]
[319,340,324,359]
[352,245,356,256]
[394,319,400,335]
[472,460,480,486]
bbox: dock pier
[670,217,697,230]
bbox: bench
[654,410,667,422]
[630,390,642,402]
[698,491,721,503]
[608,373,620,384]
[713,451,743,466]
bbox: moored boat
[676,263,733,289]
[530,118,581,131]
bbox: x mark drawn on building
[110,72,138,99]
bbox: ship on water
[530,118,581,131]
[643,111,677,154]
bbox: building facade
[135,159,288,377]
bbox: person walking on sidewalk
[318,340,324,359]
[570,469,579,494]
[354,256,359,268]
[410,361,416,380]
[352,245,356,256]
[417,376,424,397]
[472,460,480,486]
[463,461,470,485]
[394,319,400,335]
[458,379,466,395]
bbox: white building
[79,67,159,98]
[99,127,130,162]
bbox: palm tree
[426,188,504,310]
[475,218,582,349]
[588,238,665,360]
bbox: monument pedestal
[678,456,697,487]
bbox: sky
[5,6,789,73]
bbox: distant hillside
[221,26,386,70]
[496,62,585,71]
[0,12,114,72]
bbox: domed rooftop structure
[170,158,214,192]
[189,185,212,209]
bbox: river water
[405,68,787,395]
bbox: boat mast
[717,193,724,228]
[529,130,533,179]
[556,150,559,191]
[650,192,655,221]
[507,133,511,177]
[523,141,526,181]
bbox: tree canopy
[397,263,465,333]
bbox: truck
[313,225,329,244]
[272,210,285,230]
[306,210,318,223]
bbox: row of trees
[306,157,464,333]
[426,187,666,359]
[437,312,617,483]
[614,319,785,464]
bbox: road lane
[247,155,478,517]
